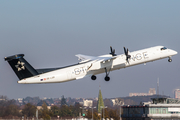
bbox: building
[83,99,93,107]
[17,98,23,104]
[174,89,180,99]
[111,98,124,106]
[122,97,180,120]
[149,88,156,95]
[129,88,156,97]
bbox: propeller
[109,46,116,56]
[124,47,131,63]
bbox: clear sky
[0,0,180,99]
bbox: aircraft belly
[113,63,126,69]
[88,69,105,75]
[18,69,74,84]
[89,63,125,75]
[19,63,91,84]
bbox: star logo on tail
[15,61,25,71]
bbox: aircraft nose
[174,50,178,55]
[172,50,178,55]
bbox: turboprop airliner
[4,46,177,84]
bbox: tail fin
[4,54,38,80]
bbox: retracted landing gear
[91,75,96,80]
[104,68,110,81]
[168,57,172,62]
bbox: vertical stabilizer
[4,54,38,80]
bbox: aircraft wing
[75,54,96,62]
[75,54,115,63]
[36,55,116,74]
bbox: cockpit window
[161,47,167,50]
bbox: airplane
[4,46,177,84]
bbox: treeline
[0,97,21,118]
[0,96,120,119]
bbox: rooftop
[151,97,180,104]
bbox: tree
[59,105,72,117]
[39,102,52,120]
[51,105,59,117]
[109,108,119,119]
[104,108,109,119]
[85,109,92,119]
[73,102,81,117]
[61,95,67,106]
[0,97,7,117]
[22,103,37,117]
[92,111,100,120]
[4,104,21,117]
[0,99,21,117]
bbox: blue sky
[0,0,180,99]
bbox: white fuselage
[18,46,177,84]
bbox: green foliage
[22,103,37,117]
[51,105,59,117]
[59,105,72,117]
[85,109,100,120]
[39,102,52,120]
[72,102,81,116]
[50,103,82,118]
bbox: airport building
[122,97,180,120]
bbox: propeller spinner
[124,47,131,63]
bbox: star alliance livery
[5,46,177,84]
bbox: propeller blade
[113,49,115,55]
[123,47,131,63]
[124,47,127,55]
[109,46,116,56]
[110,46,113,53]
